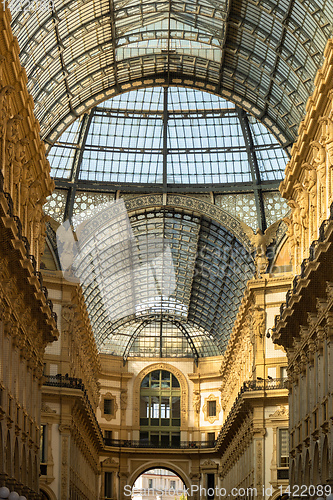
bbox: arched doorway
[132,467,186,500]
[140,369,181,447]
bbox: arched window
[140,370,181,447]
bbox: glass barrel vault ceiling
[44,87,289,359]
[73,208,255,359]
[9,0,333,147]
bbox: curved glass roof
[47,87,289,230]
[59,206,255,359]
[9,0,333,147]
[49,87,287,184]
[43,87,289,358]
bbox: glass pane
[171,433,180,446]
[104,399,114,415]
[208,432,215,444]
[172,375,180,388]
[150,433,159,445]
[172,396,180,419]
[161,370,171,388]
[150,396,159,418]
[208,400,216,417]
[151,371,160,388]
[140,431,149,443]
[160,397,170,419]
[279,429,289,467]
[161,433,169,447]
[141,375,149,388]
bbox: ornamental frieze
[124,194,253,251]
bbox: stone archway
[127,460,191,496]
[40,485,57,500]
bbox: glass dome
[44,87,289,360]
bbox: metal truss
[9,0,333,146]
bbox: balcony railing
[242,378,287,391]
[44,374,85,390]
[103,438,216,449]
[43,376,286,451]
[216,378,288,448]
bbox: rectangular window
[280,366,288,379]
[104,430,112,445]
[279,428,289,467]
[104,472,113,499]
[208,400,216,417]
[104,399,114,416]
[207,473,215,499]
[305,418,310,437]
[208,432,215,445]
[40,424,47,464]
[148,478,153,489]
[170,480,176,489]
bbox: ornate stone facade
[0,5,58,498]
[274,36,333,491]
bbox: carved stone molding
[201,460,218,472]
[124,194,252,251]
[99,392,118,421]
[202,394,221,424]
[269,405,289,419]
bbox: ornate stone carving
[311,140,327,216]
[193,390,200,414]
[321,94,333,169]
[269,405,289,419]
[202,394,221,424]
[240,221,280,277]
[295,182,309,230]
[256,440,263,489]
[61,305,76,333]
[41,402,56,414]
[283,215,296,267]
[252,306,266,339]
[120,391,127,411]
[125,194,253,251]
[326,281,333,301]
[61,435,69,500]
[201,459,218,470]
[287,199,302,246]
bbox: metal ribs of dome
[47,87,289,231]
[82,207,255,359]
[10,0,333,147]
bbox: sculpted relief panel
[281,82,333,272]
[0,48,54,269]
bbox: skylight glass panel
[48,87,287,187]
